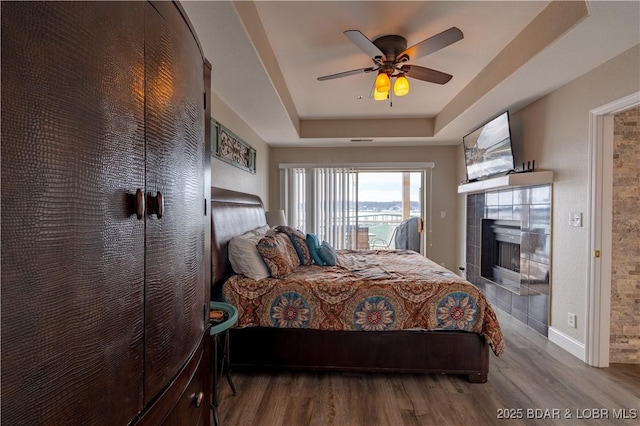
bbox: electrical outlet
[568,313,577,328]
[440,211,446,219]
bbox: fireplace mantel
[457,171,553,194]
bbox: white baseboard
[548,327,586,361]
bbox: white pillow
[228,233,270,280]
[238,229,256,239]
[251,224,271,236]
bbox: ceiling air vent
[349,138,374,143]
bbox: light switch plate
[570,212,582,227]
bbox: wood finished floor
[213,311,640,426]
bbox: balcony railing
[297,211,418,250]
[347,212,406,250]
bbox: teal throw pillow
[306,233,325,266]
[318,241,338,266]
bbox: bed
[210,187,504,383]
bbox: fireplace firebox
[481,219,523,294]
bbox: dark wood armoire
[1,1,212,424]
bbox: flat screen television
[463,111,515,182]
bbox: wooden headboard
[210,187,267,298]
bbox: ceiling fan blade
[400,27,463,61]
[344,30,386,62]
[400,65,453,85]
[317,67,378,81]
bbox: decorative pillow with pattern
[275,225,312,265]
[257,233,300,278]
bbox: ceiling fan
[317,27,463,99]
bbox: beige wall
[456,45,639,344]
[455,148,468,278]
[211,91,270,207]
[270,145,461,270]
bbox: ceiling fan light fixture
[394,74,410,97]
[373,87,388,101]
[318,28,463,102]
[375,71,391,92]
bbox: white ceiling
[182,1,640,147]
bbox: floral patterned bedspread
[223,249,504,356]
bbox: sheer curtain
[281,167,356,249]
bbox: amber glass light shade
[374,72,391,92]
[394,74,410,96]
[373,88,388,101]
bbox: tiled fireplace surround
[466,184,551,336]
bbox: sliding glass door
[356,171,423,250]
[281,166,425,253]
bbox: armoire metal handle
[135,189,145,220]
[150,191,164,219]
[192,391,204,408]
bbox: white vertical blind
[283,167,356,249]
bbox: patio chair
[369,225,399,250]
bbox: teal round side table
[210,301,237,334]
[209,302,238,426]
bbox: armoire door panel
[143,1,206,403]
[1,2,145,425]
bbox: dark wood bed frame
[210,187,490,383]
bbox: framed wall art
[212,120,256,173]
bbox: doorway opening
[587,92,639,367]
